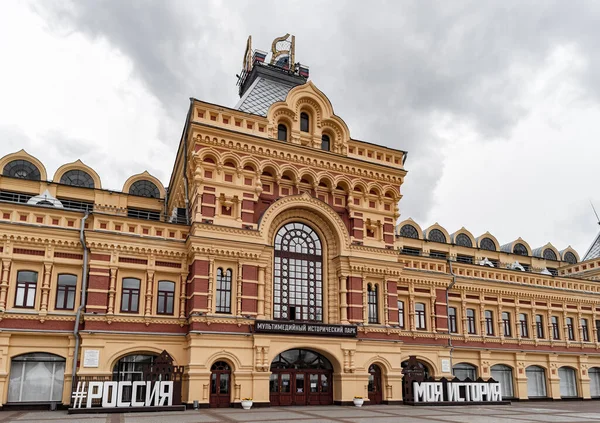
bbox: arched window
[564,251,577,265]
[543,248,557,261]
[401,359,431,379]
[589,367,600,398]
[502,312,512,337]
[112,353,157,403]
[56,274,77,310]
[519,313,529,338]
[120,278,141,313]
[452,363,477,380]
[368,284,378,324]
[526,365,547,398]
[428,229,446,243]
[513,243,528,256]
[398,300,405,328]
[480,237,496,251]
[491,364,514,398]
[216,268,232,314]
[321,134,330,151]
[455,233,472,247]
[415,303,426,330]
[277,124,288,141]
[8,353,65,402]
[157,281,175,315]
[485,310,494,335]
[558,367,577,397]
[274,222,322,322]
[129,180,160,198]
[448,307,458,333]
[551,316,560,339]
[59,169,95,188]
[300,112,309,132]
[399,225,419,239]
[15,270,38,308]
[466,308,476,334]
[2,159,41,180]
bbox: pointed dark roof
[583,231,600,261]
[236,77,295,116]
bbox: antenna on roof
[591,200,600,226]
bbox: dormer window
[277,124,288,141]
[129,180,160,198]
[3,160,41,181]
[300,112,309,132]
[321,134,330,151]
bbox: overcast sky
[1,0,599,258]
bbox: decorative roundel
[2,159,41,180]
[543,248,557,261]
[455,233,472,248]
[59,169,95,188]
[480,237,496,251]
[428,229,446,243]
[564,251,577,265]
[399,224,419,239]
[513,243,528,256]
[129,180,160,198]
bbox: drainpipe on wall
[72,212,90,388]
[446,259,457,368]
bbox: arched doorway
[368,364,383,404]
[490,364,514,398]
[8,353,65,403]
[210,361,232,408]
[558,366,578,398]
[270,349,333,406]
[112,353,157,403]
[526,365,547,398]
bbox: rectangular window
[55,274,77,310]
[502,312,512,337]
[401,247,421,256]
[536,314,544,339]
[368,285,378,324]
[456,255,474,264]
[15,271,37,308]
[567,317,575,341]
[552,316,560,340]
[467,308,476,334]
[582,319,590,342]
[519,313,529,338]
[485,310,494,336]
[216,268,232,314]
[429,251,447,260]
[127,207,161,221]
[415,302,426,330]
[120,278,140,313]
[448,307,458,334]
[398,300,405,328]
[157,281,175,315]
[596,320,600,342]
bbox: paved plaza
[1,402,600,423]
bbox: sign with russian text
[72,381,174,408]
[255,320,357,337]
[413,381,503,403]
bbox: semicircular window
[2,159,41,180]
[513,243,528,256]
[428,229,446,243]
[480,237,496,251]
[399,224,419,239]
[455,233,472,248]
[564,251,577,265]
[129,180,160,198]
[59,169,95,188]
[543,248,557,261]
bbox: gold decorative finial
[270,33,295,71]
[242,35,253,72]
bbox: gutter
[71,212,89,387]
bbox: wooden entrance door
[210,361,231,408]
[368,364,383,405]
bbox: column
[339,274,348,324]
[257,266,265,319]
[179,272,187,319]
[207,258,214,313]
[0,260,11,310]
[145,270,154,317]
[40,262,52,313]
[107,267,117,315]
[237,262,243,316]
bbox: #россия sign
[254,320,357,337]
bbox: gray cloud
[29,0,600,252]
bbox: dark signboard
[254,320,357,337]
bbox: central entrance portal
[269,349,333,406]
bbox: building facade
[0,34,599,409]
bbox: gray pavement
[1,402,600,423]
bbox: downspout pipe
[72,212,90,387]
[446,259,457,366]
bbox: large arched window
[513,243,528,256]
[277,124,288,141]
[401,359,431,379]
[428,229,446,243]
[526,365,547,398]
[112,353,157,403]
[491,364,514,398]
[274,222,322,322]
[543,248,557,261]
[59,170,95,188]
[3,159,41,180]
[480,237,496,251]
[8,353,65,402]
[558,366,577,398]
[129,180,160,198]
[452,363,477,380]
[455,233,472,247]
[564,251,577,265]
[399,224,419,239]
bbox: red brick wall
[187,259,209,313]
[435,288,448,331]
[386,280,398,324]
[347,276,363,322]
[241,264,258,315]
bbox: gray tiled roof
[236,77,295,116]
[583,231,600,261]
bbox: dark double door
[270,370,332,406]
[209,361,231,408]
[368,364,383,405]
